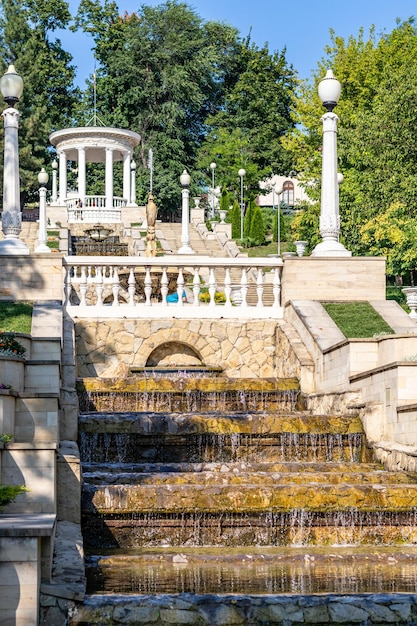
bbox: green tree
[74,0,240,219]
[243,196,255,238]
[229,198,241,240]
[198,38,297,199]
[0,0,78,203]
[287,20,417,254]
[250,203,265,245]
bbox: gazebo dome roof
[49,126,141,163]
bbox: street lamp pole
[238,168,245,240]
[272,183,283,256]
[311,69,351,257]
[210,162,216,218]
[0,64,28,254]
[35,168,50,253]
[178,169,194,254]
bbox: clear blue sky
[61,0,417,86]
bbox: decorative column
[0,65,28,255]
[311,70,351,257]
[35,168,50,253]
[77,147,86,204]
[58,150,67,206]
[51,159,58,203]
[130,160,136,205]
[105,147,113,210]
[238,168,245,241]
[178,169,194,254]
[123,151,131,204]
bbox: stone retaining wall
[67,592,417,625]
[74,318,281,379]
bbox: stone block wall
[0,255,63,302]
[74,318,282,379]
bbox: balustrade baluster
[177,267,185,307]
[80,266,87,306]
[192,267,201,305]
[224,268,232,307]
[64,266,71,306]
[96,266,104,306]
[161,267,168,305]
[256,267,264,308]
[127,267,136,306]
[144,266,152,305]
[240,268,248,307]
[273,267,281,307]
[208,268,216,306]
[111,266,120,306]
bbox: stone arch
[146,341,203,367]
[138,326,216,370]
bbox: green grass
[322,302,394,338]
[246,241,294,258]
[0,302,33,333]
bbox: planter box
[0,356,25,392]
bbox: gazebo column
[123,151,131,204]
[58,150,67,205]
[78,147,86,204]
[105,147,113,210]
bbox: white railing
[66,196,127,223]
[63,255,284,319]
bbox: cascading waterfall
[70,375,417,625]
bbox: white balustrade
[66,195,126,223]
[63,256,283,319]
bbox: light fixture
[0,65,23,107]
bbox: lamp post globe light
[210,162,216,218]
[238,168,245,240]
[311,69,351,257]
[178,169,194,254]
[35,168,50,253]
[0,64,29,254]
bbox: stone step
[83,482,417,514]
[79,411,363,435]
[82,468,417,486]
[82,460,384,474]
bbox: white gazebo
[49,126,141,224]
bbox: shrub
[199,291,226,304]
[0,333,26,357]
[0,485,28,511]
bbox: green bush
[0,485,28,511]
[0,333,26,357]
[199,291,226,304]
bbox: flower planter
[0,355,25,391]
[402,287,417,319]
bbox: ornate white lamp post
[0,64,28,254]
[178,169,194,254]
[51,159,58,203]
[311,69,351,257]
[35,168,50,253]
[272,182,283,256]
[238,168,246,240]
[210,162,216,218]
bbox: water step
[83,481,417,514]
[79,411,364,435]
[82,468,417,486]
[84,545,417,595]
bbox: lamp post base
[0,237,29,255]
[311,239,351,257]
[178,245,195,255]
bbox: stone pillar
[51,161,58,203]
[58,150,67,206]
[105,147,113,210]
[123,151,131,204]
[77,147,86,204]
[0,107,28,254]
[130,161,136,205]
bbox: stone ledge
[0,513,55,536]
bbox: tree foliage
[287,19,417,275]
[0,0,78,203]
[197,38,297,198]
[74,0,241,218]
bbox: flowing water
[73,376,417,624]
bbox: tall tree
[0,0,79,203]
[286,19,417,261]
[198,38,297,198]
[74,0,240,219]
